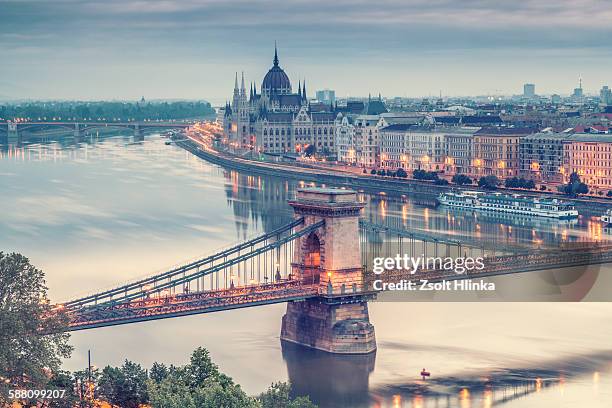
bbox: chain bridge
[54,188,612,354]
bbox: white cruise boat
[601,209,612,226]
[437,190,579,219]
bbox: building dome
[261,46,292,96]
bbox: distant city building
[572,77,584,98]
[523,83,536,98]
[316,89,336,105]
[600,85,612,105]
[551,94,562,104]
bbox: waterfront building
[471,127,536,179]
[565,133,612,191]
[223,46,336,155]
[519,132,568,185]
[334,96,389,167]
[379,125,448,172]
[335,114,356,163]
[353,115,384,167]
[443,127,481,176]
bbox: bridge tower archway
[282,187,376,354]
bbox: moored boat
[437,190,579,219]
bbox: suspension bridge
[54,188,612,354]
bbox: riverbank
[176,138,611,213]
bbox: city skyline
[1,0,611,102]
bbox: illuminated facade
[222,46,336,154]
[471,127,535,179]
[565,134,612,191]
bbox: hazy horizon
[1,0,611,102]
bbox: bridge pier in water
[7,122,20,144]
[133,124,144,141]
[281,188,377,354]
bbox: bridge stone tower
[281,188,376,354]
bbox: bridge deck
[67,280,319,331]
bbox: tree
[150,362,169,383]
[370,169,377,175]
[98,360,149,408]
[607,190,612,197]
[563,172,589,196]
[478,175,500,190]
[434,178,449,185]
[147,347,259,408]
[396,168,408,178]
[0,252,72,404]
[258,382,317,408]
[452,174,472,185]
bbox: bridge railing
[63,219,326,311]
[62,217,307,309]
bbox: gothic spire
[298,80,301,95]
[302,79,307,101]
[234,72,238,92]
[273,41,279,67]
[240,71,246,95]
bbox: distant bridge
[52,188,612,354]
[0,121,192,143]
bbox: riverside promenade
[177,132,612,213]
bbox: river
[1,133,612,407]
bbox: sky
[1,0,611,104]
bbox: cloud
[0,0,611,99]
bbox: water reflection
[2,134,612,407]
[282,341,375,408]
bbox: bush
[478,175,500,190]
[607,190,612,197]
[562,172,589,196]
[435,178,449,185]
[413,169,439,181]
[370,169,377,175]
[396,168,408,178]
[504,177,536,189]
[451,174,472,185]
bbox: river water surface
[2,133,612,407]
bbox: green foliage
[434,178,449,185]
[258,382,317,408]
[0,101,215,122]
[98,360,149,408]
[504,177,535,189]
[370,169,377,175]
[396,168,408,178]
[607,190,612,197]
[147,348,258,408]
[0,252,72,404]
[451,174,472,185]
[150,362,169,383]
[413,169,439,181]
[562,172,589,196]
[478,175,500,190]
